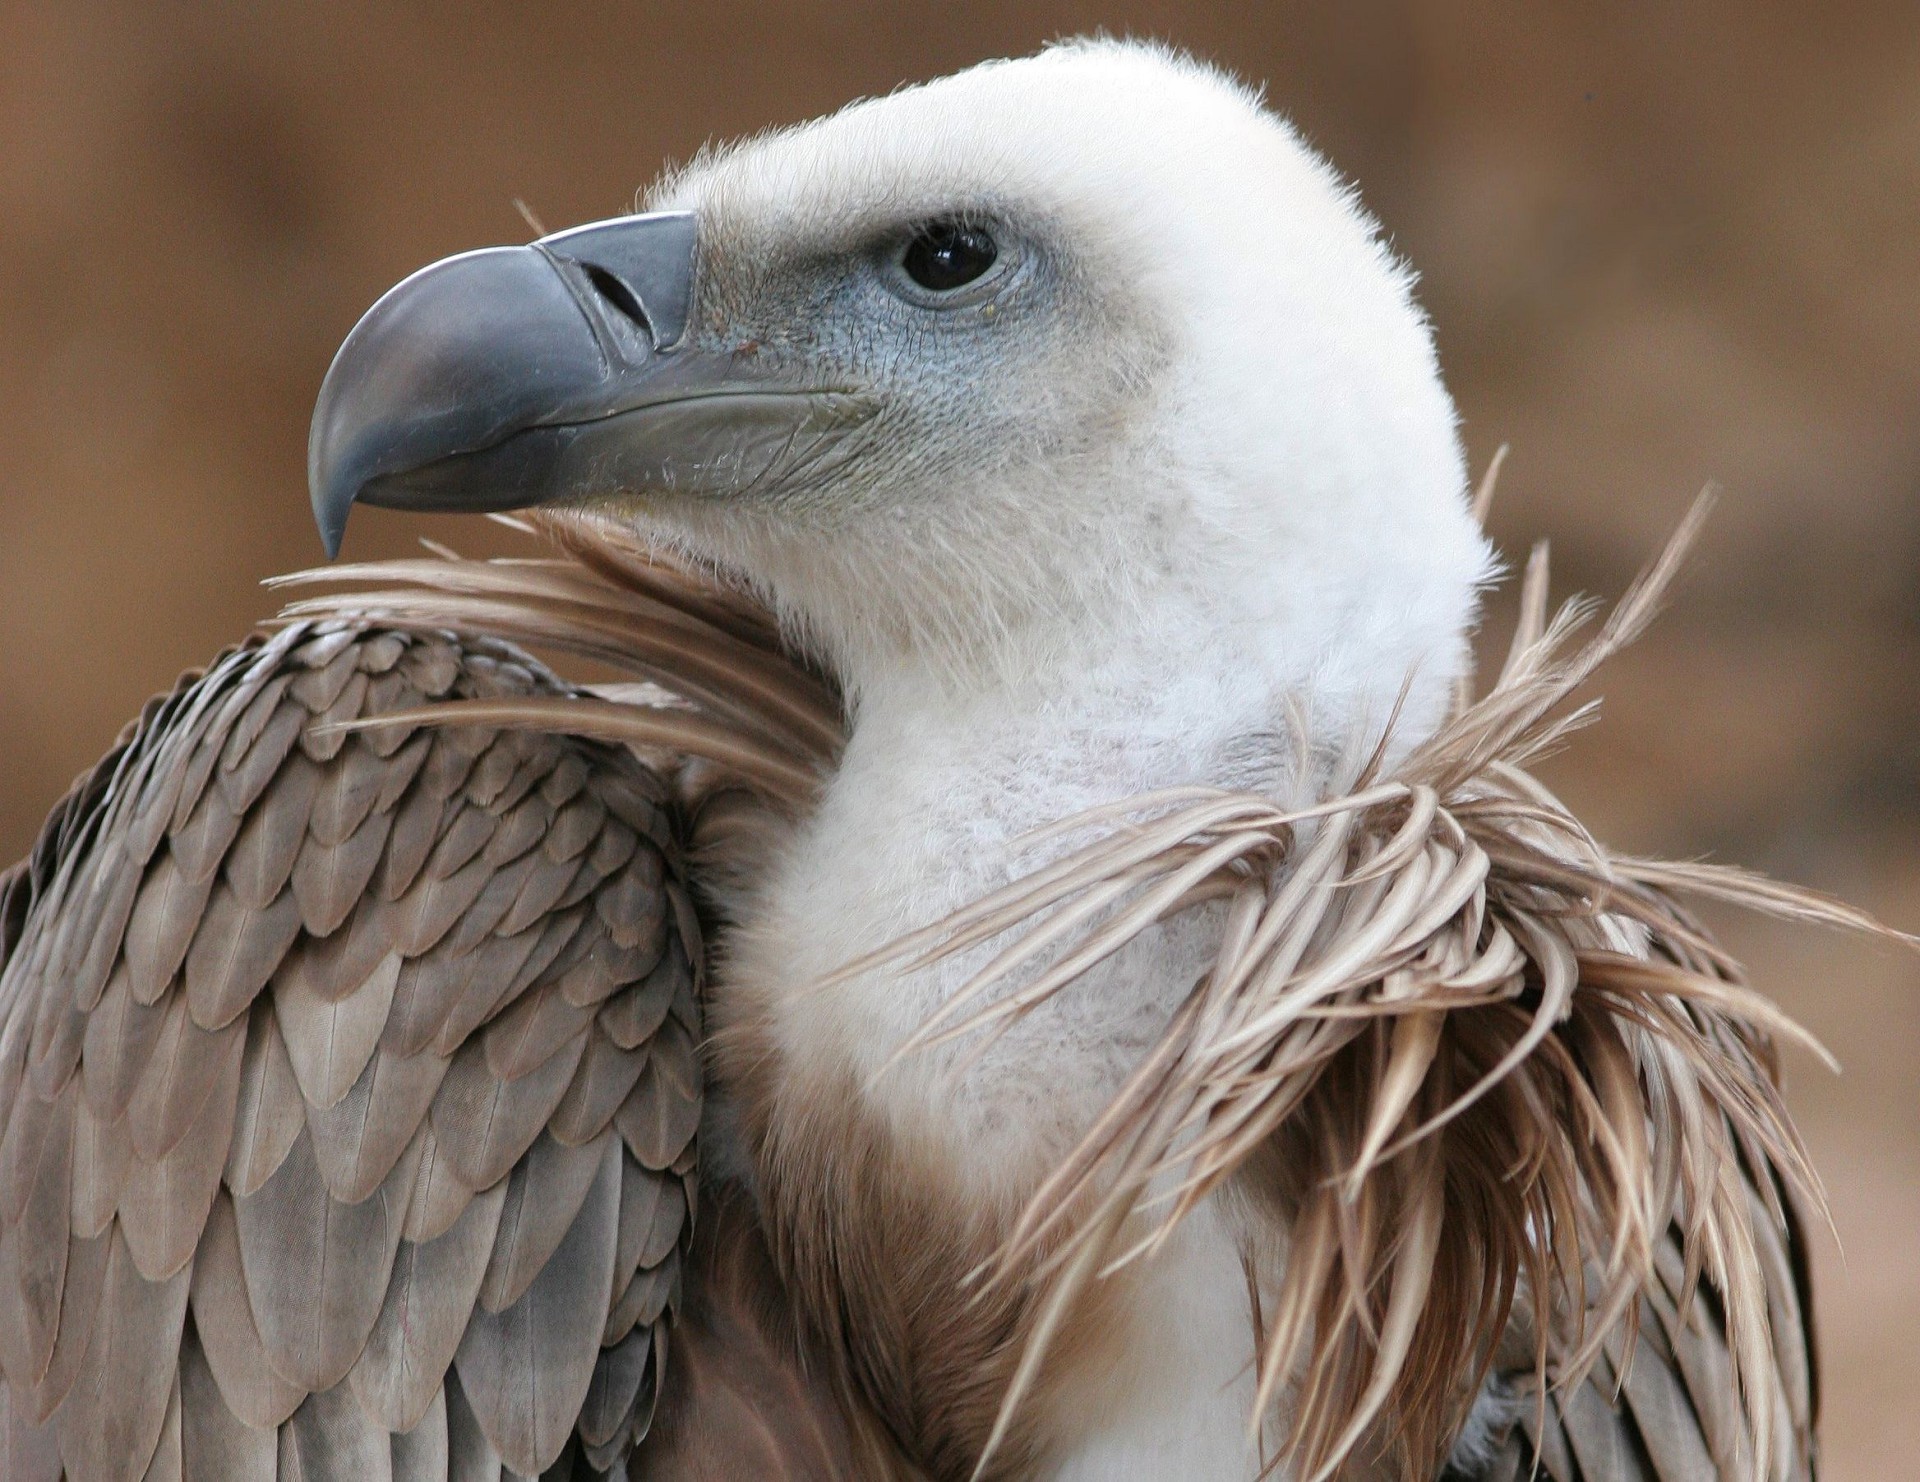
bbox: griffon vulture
[0,38,1877,1482]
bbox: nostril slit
[584,265,651,336]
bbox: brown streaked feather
[299,670,371,764]
[615,1011,702,1173]
[0,1058,62,1233]
[305,1041,449,1205]
[53,1228,190,1482]
[477,1130,613,1314]
[577,1323,655,1463]
[429,850,543,962]
[287,900,406,1004]
[537,751,590,812]
[480,791,551,871]
[13,1084,76,1379]
[603,1253,675,1350]
[182,882,303,1032]
[0,988,37,1158]
[25,976,86,1105]
[481,983,596,1083]
[441,1370,503,1482]
[634,1176,689,1275]
[212,670,296,779]
[122,852,215,1008]
[309,739,398,850]
[606,1155,673,1319]
[416,717,491,793]
[426,806,497,884]
[166,787,242,888]
[460,737,519,810]
[222,752,320,912]
[610,1259,687,1351]
[592,847,666,947]
[350,1181,508,1434]
[387,1383,449,1482]
[543,792,606,866]
[547,1030,647,1148]
[116,1018,242,1281]
[124,995,243,1163]
[583,816,640,882]
[428,1030,586,1191]
[595,964,678,1051]
[284,1381,393,1482]
[231,1124,412,1391]
[137,1373,182,1482]
[380,774,446,903]
[82,967,172,1121]
[553,927,663,1011]
[397,1123,474,1246]
[495,847,586,940]
[273,948,399,1111]
[70,1097,130,1240]
[290,804,395,938]
[177,1323,278,1480]
[380,942,481,1061]
[64,859,140,1030]
[21,1231,109,1425]
[452,1134,622,1475]
[286,640,361,716]
[392,928,538,1062]
[391,853,497,959]
[224,1006,306,1199]
[188,1194,305,1430]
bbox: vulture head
[313,39,1490,734]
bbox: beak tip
[309,457,353,561]
[313,517,345,562]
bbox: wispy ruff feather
[280,496,1907,1482]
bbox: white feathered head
[313,40,1490,734]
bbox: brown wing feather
[0,623,699,1479]
[1466,1170,1819,1482]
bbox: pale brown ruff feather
[1,506,1898,1479]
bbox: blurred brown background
[1,2,1915,1472]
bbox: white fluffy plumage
[631,40,1494,1478]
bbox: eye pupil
[902,221,998,292]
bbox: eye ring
[883,217,1015,306]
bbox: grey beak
[307,212,876,558]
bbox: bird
[0,38,1856,1482]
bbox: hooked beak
[308,210,876,557]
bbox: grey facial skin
[307,210,879,557]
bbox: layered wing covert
[0,621,700,1480]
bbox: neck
[718,598,1274,1474]
[712,507,1482,1477]
[846,566,1466,1121]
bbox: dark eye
[901,220,999,292]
